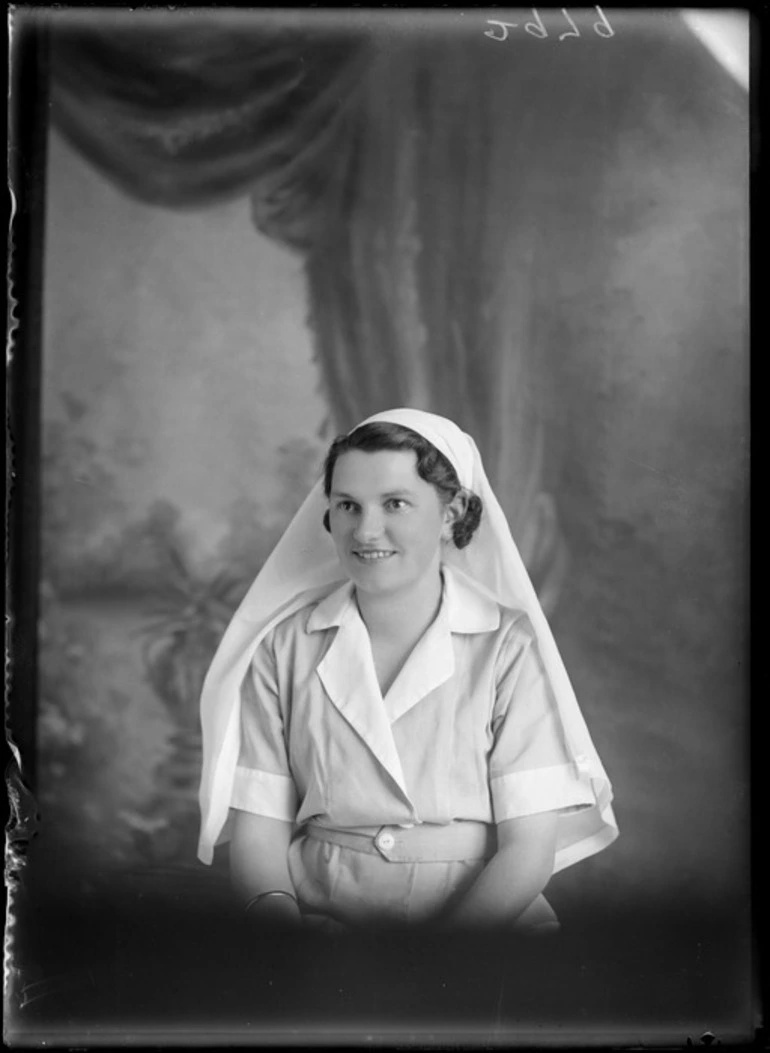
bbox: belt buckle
[374,826,396,859]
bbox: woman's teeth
[355,551,394,560]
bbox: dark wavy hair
[322,422,483,549]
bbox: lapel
[383,565,502,724]
[382,603,455,725]
[307,567,502,800]
[310,583,411,801]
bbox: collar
[306,564,497,803]
[306,563,501,635]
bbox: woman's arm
[229,809,301,925]
[444,811,558,927]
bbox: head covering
[198,408,618,868]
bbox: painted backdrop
[35,13,748,938]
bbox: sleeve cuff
[230,765,298,821]
[490,762,596,822]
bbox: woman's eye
[386,499,408,511]
[336,501,356,513]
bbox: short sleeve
[488,617,596,823]
[231,632,298,822]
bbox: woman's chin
[346,559,402,594]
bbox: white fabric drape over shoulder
[198,408,618,870]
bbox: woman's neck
[355,569,444,646]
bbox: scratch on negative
[494,974,505,1033]
[626,458,686,486]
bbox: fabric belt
[305,821,497,863]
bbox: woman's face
[328,449,455,600]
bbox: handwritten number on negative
[593,6,615,38]
[525,9,547,38]
[485,7,614,41]
[559,9,580,40]
[484,20,519,41]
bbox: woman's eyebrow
[330,489,416,500]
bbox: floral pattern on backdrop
[38,382,325,876]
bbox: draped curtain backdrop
[48,10,639,594]
[45,10,749,913]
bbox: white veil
[198,408,618,870]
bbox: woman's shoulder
[444,564,535,642]
[497,603,535,636]
[263,580,352,650]
[493,605,538,670]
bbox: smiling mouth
[353,550,396,562]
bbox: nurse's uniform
[233,566,598,928]
[198,409,618,929]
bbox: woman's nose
[353,507,384,541]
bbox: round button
[377,832,395,851]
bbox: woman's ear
[442,491,468,540]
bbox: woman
[198,409,618,931]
